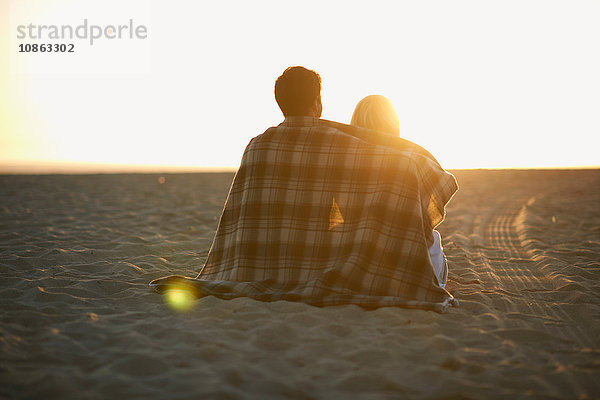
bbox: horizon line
[0,160,598,175]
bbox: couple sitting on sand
[151,66,458,312]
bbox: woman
[351,95,448,288]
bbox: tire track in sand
[473,195,595,348]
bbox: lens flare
[163,286,195,312]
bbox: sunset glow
[1,0,599,173]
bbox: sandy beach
[1,169,598,399]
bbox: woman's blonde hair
[350,95,400,136]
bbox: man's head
[275,66,322,118]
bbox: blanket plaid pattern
[151,117,459,312]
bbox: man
[151,66,459,312]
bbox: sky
[1,0,599,173]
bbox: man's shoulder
[250,117,343,143]
[257,118,366,138]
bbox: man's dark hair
[274,66,321,117]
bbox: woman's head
[350,95,399,136]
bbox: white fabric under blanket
[429,230,447,288]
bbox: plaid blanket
[151,117,459,312]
